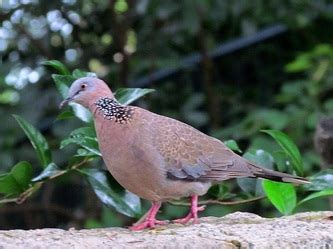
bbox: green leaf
[60,127,101,156]
[115,88,155,106]
[75,148,99,158]
[52,74,92,122]
[42,60,70,75]
[298,189,333,206]
[224,139,242,153]
[262,130,303,176]
[0,161,33,195]
[0,89,20,105]
[11,161,33,190]
[56,110,75,121]
[52,74,74,99]
[237,150,274,196]
[303,170,333,191]
[14,115,52,168]
[72,69,96,79]
[79,168,141,218]
[69,103,92,123]
[32,163,61,182]
[243,150,274,169]
[262,179,296,215]
[0,174,22,195]
[285,54,311,73]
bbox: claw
[129,219,168,231]
[129,202,168,231]
[172,195,204,225]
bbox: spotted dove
[60,77,309,231]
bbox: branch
[168,196,265,206]
[0,158,90,205]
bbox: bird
[60,77,309,231]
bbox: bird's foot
[129,219,168,231]
[129,201,168,231]
[172,205,205,225]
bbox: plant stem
[0,158,90,205]
[168,196,265,207]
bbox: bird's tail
[251,165,310,185]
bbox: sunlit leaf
[52,74,93,122]
[14,115,52,168]
[75,148,99,158]
[303,169,333,191]
[237,150,274,196]
[79,168,141,218]
[298,189,333,205]
[262,179,296,215]
[115,88,155,105]
[262,130,303,176]
[32,163,62,182]
[243,149,274,169]
[224,139,242,153]
[42,60,70,75]
[61,127,101,156]
[52,74,74,99]
[285,54,311,73]
[69,103,92,123]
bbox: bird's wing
[148,113,255,181]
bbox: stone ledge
[1,211,333,249]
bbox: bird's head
[59,77,113,109]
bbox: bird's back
[132,107,308,185]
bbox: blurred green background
[0,0,333,229]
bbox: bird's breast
[94,119,165,200]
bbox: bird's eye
[81,84,87,90]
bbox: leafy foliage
[60,127,101,157]
[13,115,52,168]
[0,63,156,218]
[0,0,333,228]
[262,180,296,215]
[79,168,141,218]
[115,88,155,106]
[224,140,242,153]
[298,189,333,206]
[1,61,331,220]
[262,130,304,176]
[0,162,33,195]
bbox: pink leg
[173,195,205,224]
[129,202,168,231]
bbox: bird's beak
[59,97,72,109]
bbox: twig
[168,196,265,207]
[0,198,18,204]
[0,158,90,205]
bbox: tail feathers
[252,167,310,185]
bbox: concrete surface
[1,211,333,249]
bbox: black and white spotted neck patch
[95,97,133,123]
